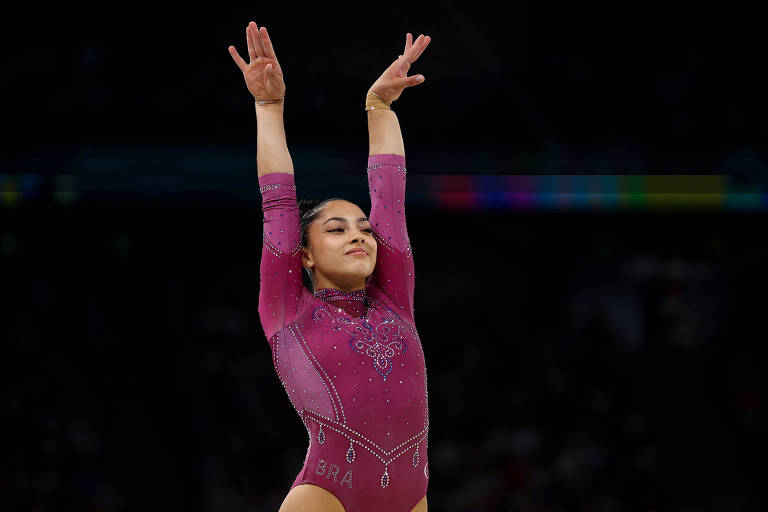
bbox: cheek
[319,236,345,258]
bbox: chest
[295,296,424,385]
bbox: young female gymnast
[228,21,431,512]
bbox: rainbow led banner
[1,173,767,210]
[420,174,767,211]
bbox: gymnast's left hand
[369,33,431,104]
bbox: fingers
[405,34,430,62]
[251,23,267,57]
[246,25,257,60]
[249,21,267,58]
[412,34,430,60]
[404,33,412,53]
[417,35,431,59]
[228,45,247,72]
[260,26,279,62]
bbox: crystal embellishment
[412,447,419,467]
[318,424,325,445]
[380,467,390,488]
[312,294,408,380]
[346,442,356,463]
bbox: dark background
[2,2,767,511]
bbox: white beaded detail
[380,467,390,488]
[346,441,356,463]
[365,161,407,174]
[318,424,326,444]
[270,331,304,419]
[290,324,347,424]
[303,409,428,472]
[311,294,409,380]
[371,229,395,252]
[259,182,296,193]
[262,231,301,257]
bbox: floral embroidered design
[312,296,408,380]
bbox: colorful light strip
[425,175,767,211]
[2,173,767,210]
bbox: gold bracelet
[365,90,392,111]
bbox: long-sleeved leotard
[257,153,429,512]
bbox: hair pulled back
[298,197,345,292]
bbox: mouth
[346,249,367,256]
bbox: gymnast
[228,20,431,512]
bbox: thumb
[405,74,425,87]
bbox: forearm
[367,109,405,157]
[255,101,294,177]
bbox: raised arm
[367,33,431,157]
[365,33,431,324]
[229,21,292,178]
[230,21,304,340]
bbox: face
[302,200,377,292]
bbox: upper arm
[366,153,416,322]
[257,172,306,341]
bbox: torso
[270,287,429,512]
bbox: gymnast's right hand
[228,21,286,101]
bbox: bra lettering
[327,463,340,482]
[313,458,353,488]
[340,470,353,488]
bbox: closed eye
[328,228,373,233]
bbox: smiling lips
[346,248,367,255]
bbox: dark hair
[298,197,345,292]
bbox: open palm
[370,33,431,104]
[228,21,285,101]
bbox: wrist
[254,97,284,107]
[365,90,391,111]
[254,99,285,112]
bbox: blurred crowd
[1,209,765,512]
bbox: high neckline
[313,287,368,318]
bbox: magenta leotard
[257,153,429,512]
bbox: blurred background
[2,2,767,511]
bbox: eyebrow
[322,216,370,225]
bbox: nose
[351,227,369,242]
[349,229,373,250]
